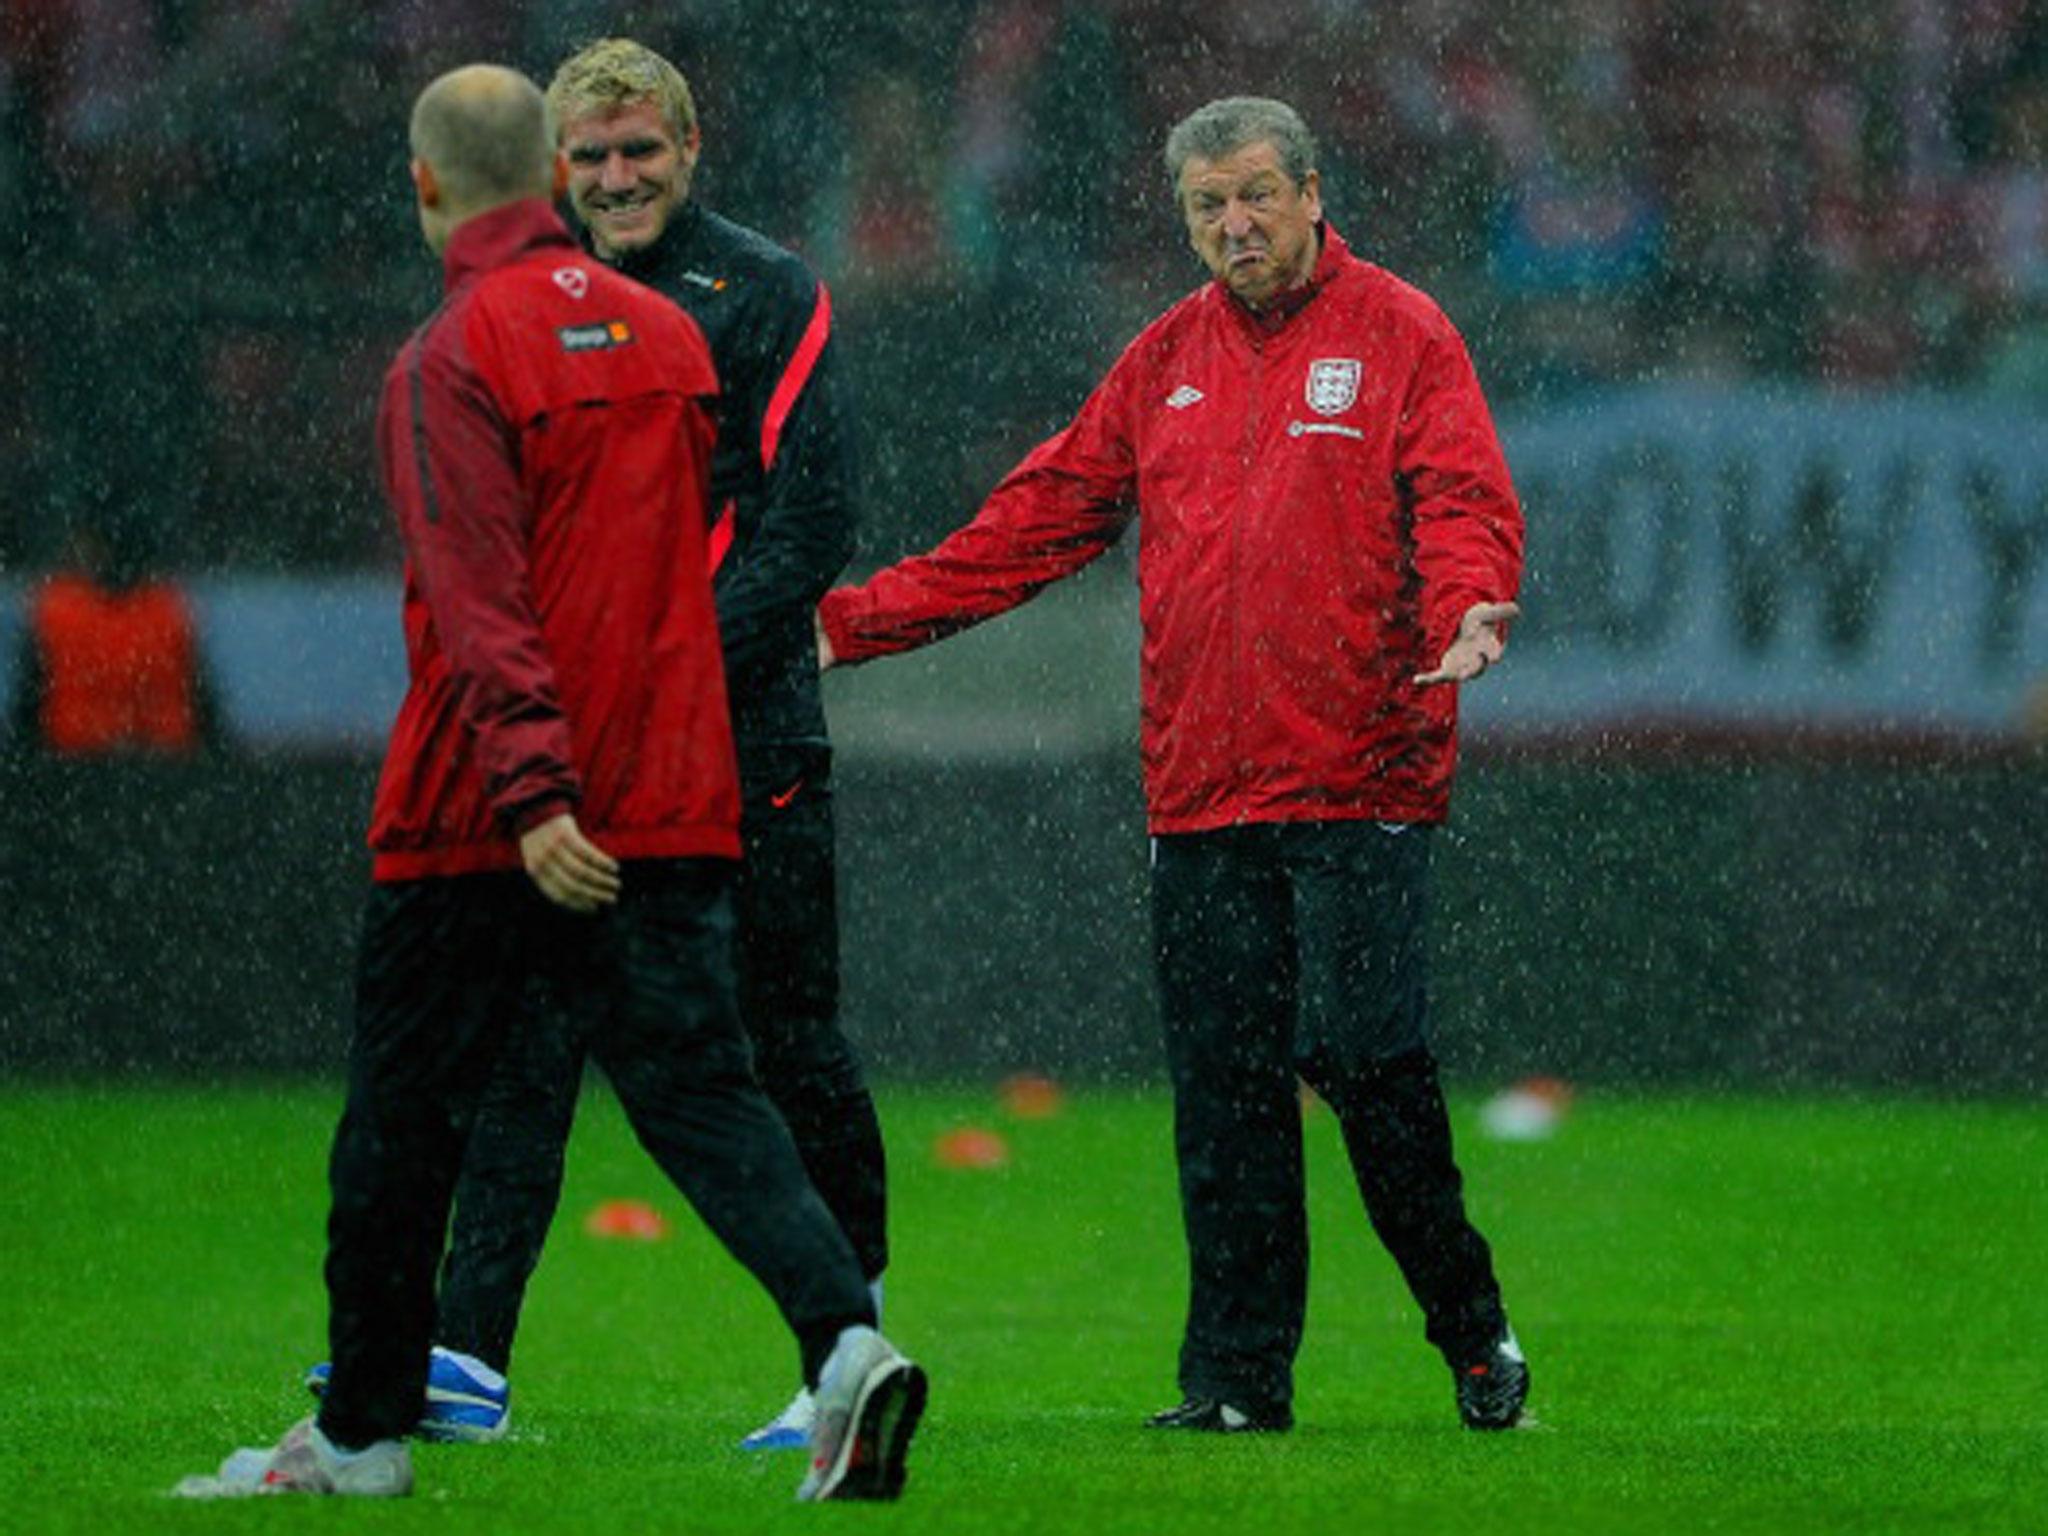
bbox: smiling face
[560,99,700,259]
[1177,139,1322,308]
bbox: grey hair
[1163,97,1318,190]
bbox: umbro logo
[1165,385,1204,409]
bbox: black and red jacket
[601,199,856,767]
[367,199,739,881]
[822,225,1524,832]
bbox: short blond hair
[546,37,697,142]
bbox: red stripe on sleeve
[759,281,831,471]
[707,497,736,573]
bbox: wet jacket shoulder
[620,202,856,756]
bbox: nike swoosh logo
[770,779,804,809]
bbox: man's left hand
[1415,601,1522,686]
[520,812,622,913]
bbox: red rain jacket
[821,226,1524,832]
[367,199,739,881]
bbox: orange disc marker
[583,1198,672,1240]
[997,1072,1065,1120]
[933,1126,1011,1169]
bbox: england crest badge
[1305,358,1361,416]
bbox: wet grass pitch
[2,1080,2041,1533]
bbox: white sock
[868,1276,886,1326]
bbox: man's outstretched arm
[818,373,1138,667]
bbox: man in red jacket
[177,64,923,1504]
[392,39,892,1456]
[820,96,1527,1435]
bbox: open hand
[1414,601,1521,686]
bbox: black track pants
[436,746,886,1374]
[317,861,872,1448]
[1152,821,1507,1415]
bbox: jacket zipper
[1229,328,1265,809]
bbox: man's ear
[550,149,570,202]
[411,158,441,208]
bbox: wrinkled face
[1177,140,1322,308]
[560,99,699,258]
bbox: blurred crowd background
[1,0,2045,572]
[3,0,2045,1084]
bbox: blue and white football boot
[304,1345,510,1443]
[739,1386,816,1452]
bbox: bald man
[176,65,925,1503]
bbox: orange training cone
[997,1072,1065,1120]
[932,1126,1011,1169]
[584,1198,672,1240]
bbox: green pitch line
[0,1082,2042,1534]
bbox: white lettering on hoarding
[1470,388,2048,735]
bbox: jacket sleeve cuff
[508,793,577,838]
[818,592,860,665]
[1424,590,1479,669]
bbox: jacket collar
[1223,221,1350,334]
[441,199,581,294]
[594,197,703,282]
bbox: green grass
[0,1082,2043,1534]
